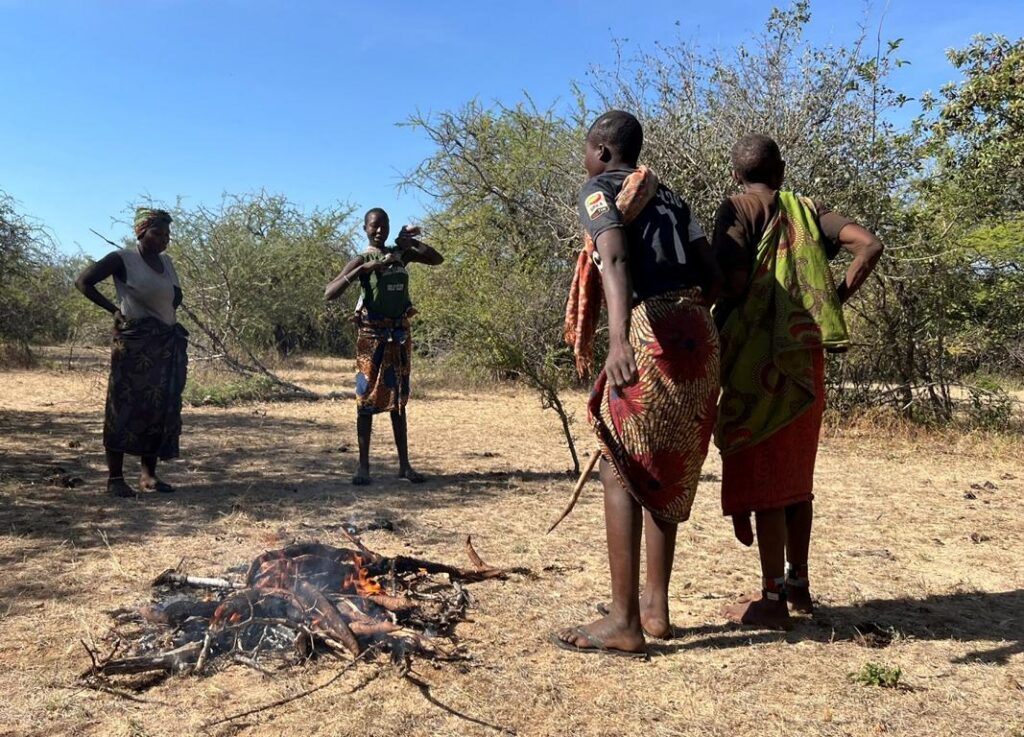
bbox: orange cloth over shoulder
[564,166,659,377]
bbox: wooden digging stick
[547,448,602,534]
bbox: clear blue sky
[2,0,1021,258]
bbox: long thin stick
[201,647,376,729]
[90,228,120,249]
[547,448,602,534]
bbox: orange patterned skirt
[589,290,720,523]
[354,311,412,416]
[720,349,825,516]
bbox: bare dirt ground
[1,353,1022,737]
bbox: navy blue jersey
[578,168,705,301]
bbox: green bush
[848,662,903,689]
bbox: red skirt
[721,349,825,516]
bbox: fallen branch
[180,304,354,402]
[547,448,602,533]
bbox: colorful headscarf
[134,207,173,239]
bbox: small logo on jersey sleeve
[585,191,610,220]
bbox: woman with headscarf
[75,208,189,497]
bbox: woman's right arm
[75,252,125,316]
[834,223,884,304]
[325,256,373,301]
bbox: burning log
[245,543,363,585]
[210,581,361,656]
[366,594,417,612]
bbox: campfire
[83,534,518,685]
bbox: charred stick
[81,639,99,674]
[339,526,373,558]
[94,641,203,676]
[337,598,375,623]
[77,679,171,705]
[231,652,274,676]
[193,631,213,675]
[152,569,243,590]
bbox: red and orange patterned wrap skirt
[354,311,412,416]
[589,289,720,523]
[721,349,825,516]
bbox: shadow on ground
[0,407,562,560]
[650,589,1024,664]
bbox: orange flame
[344,554,383,596]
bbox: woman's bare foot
[639,591,672,639]
[723,595,793,630]
[786,582,814,614]
[398,466,425,483]
[139,475,174,493]
[107,477,134,497]
[352,465,371,486]
[596,597,671,639]
[552,614,646,656]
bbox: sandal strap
[574,627,605,649]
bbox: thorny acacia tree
[0,193,75,357]
[403,2,1024,472]
[922,35,1024,378]
[169,192,359,398]
[402,101,587,471]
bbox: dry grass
[1,354,1022,737]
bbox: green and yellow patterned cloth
[715,191,848,455]
[134,207,172,238]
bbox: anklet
[762,575,788,602]
[786,563,809,587]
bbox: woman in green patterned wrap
[75,208,189,497]
[325,208,443,486]
[712,135,884,629]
